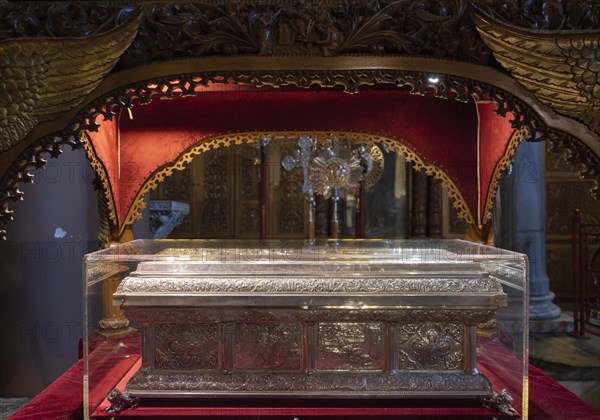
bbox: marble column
[496,141,561,321]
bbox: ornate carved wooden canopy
[0,0,598,240]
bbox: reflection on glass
[365,152,407,238]
[147,139,410,240]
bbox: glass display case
[84,239,528,419]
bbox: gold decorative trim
[474,99,483,229]
[364,143,385,190]
[481,127,529,226]
[82,132,118,227]
[120,131,475,234]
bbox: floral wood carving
[546,130,600,199]
[0,1,491,67]
[202,147,229,235]
[112,0,492,67]
[1,0,596,67]
[0,12,141,153]
[488,0,600,30]
[0,3,138,39]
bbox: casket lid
[113,241,508,309]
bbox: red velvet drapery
[86,88,515,231]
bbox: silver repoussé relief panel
[234,323,302,370]
[318,323,384,371]
[398,323,463,370]
[155,323,218,370]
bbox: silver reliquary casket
[110,240,519,399]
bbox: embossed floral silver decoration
[281,136,383,238]
[282,136,379,201]
[308,140,364,200]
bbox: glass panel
[148,138,409,240]
[84,239,527,418]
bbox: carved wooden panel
[411,168,428,237]
[546,181,599,238]
[427,177,442,238]
[545,148,600,301]
[365,152,408,239]
[150,139,442,240]
[409,165,451,239]
[235,143,260,238]
[315,195,329,238]
[153,140,309,239]
[239,204,260,235]
[442,189,467,238]
[200,146,233,237]
[271,140,306,238]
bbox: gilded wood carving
[0,0,599,239]
[473,4,600,136]
[0,12,141,152]
[0,1,492,65]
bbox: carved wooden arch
[1,55,599,241]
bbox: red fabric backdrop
[87,89,515,230]
[477,101,516,219]
[86,117,120,221]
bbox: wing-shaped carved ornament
[472,5,600,136]
[0,12,141,152]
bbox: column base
[529,291,561,321]
[529,312,574,334]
